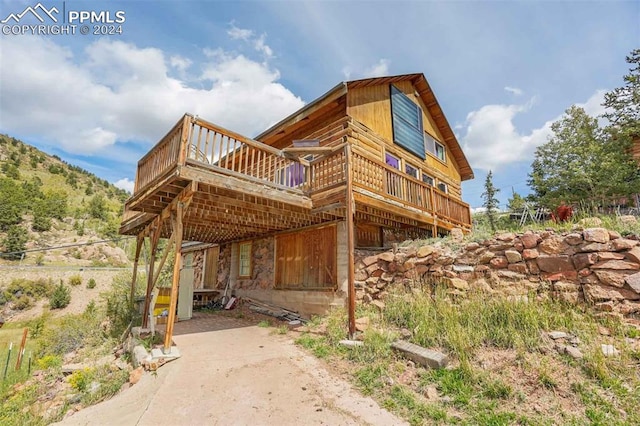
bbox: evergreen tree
[482,171,500,233]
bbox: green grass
[295,285,640,425]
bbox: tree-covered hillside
[0,134,130,260]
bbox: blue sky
[0,0,638,209]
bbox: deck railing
[132,114,470,227]
[350,146,471,227]
[185,116,309,191]
[134,118,185,192]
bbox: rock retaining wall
[355,228,640,317]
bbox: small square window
[422,174,434,186]
[405,164,418,178]
[239,242,252,277]
[385,153,400,169]
[437,182,448,193]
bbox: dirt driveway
[57,313,405,426]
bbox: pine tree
[482,171,500,233]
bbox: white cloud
[504,86,523,96]
[461,90,608,172]
[169,55,192,74]
[227,24,253,41]
[114,178,135,193]
[0,34,303,157]
[363,59,390,78]
[227,23,273,58]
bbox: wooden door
[275,225,337,290]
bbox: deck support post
[142,222,160,328]
[345,144,356,338]
[163,202,184,353]
[129,234,144,313]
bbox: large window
[390,85,425,158]
[238,242,252,277]
[425,132,446,162]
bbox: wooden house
[119,73,474,351]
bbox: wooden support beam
[345,144,356,338]
[179,165,312,209]
[141,222,160,328]
[163,202,184,353]
[151,233,176,289]
[128,234,144,312]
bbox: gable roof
[256,73,474,181]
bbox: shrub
[36,354,62,370]
[13,295,31,310]
[102,272,145,337]
[38,311,102,356]
[68,275,82,286]
[49,281,71,309]
[69,368,94,392]
[87,278,97,289]
[2,225,28,260]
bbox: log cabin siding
[346,82,463,199]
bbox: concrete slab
[56,313,406,426]
[392,340,448,369]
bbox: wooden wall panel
[275,225,337,290]
[347,85,394,141]
[347,82,463,198]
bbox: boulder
[522,248,539,260]
[450,228,464,243]
[564,233,584,245]
[579,242,612,252]
[624,272,640,294]
[362,255,379,267]
[594,270,632,288]
[496,232,516,241]
[444,277,469,291]
[536,255,575,273]
[505,250,522,263]
[378,252,395,262]
[625,246,640,264]
[583,284,640,302]
[619,215,637,225]
[612,238,638,251]
[591,260,640,270]
[490,256,508,269]
[520,233,540,249]
[572,253,598,270]
[539,236,569,254]
[597,252,626,261]
[478,251,496,264]
[583,228,610,243]
[416,246,435,258]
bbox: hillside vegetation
[0,134,130,262]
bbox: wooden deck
[120,114,471,243]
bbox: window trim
[434,141,446,162]
[385,152,401,169]
[437,182,448,194]
[405,163,419,179]
[422,173,435,186]
[238,241,252,278]
[424,131,447,164]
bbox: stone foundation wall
[217,244,231,290]
[355,228,640,317]
[235,237,275,290]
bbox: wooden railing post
[344,144,356,338]
[178,114,192,166]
